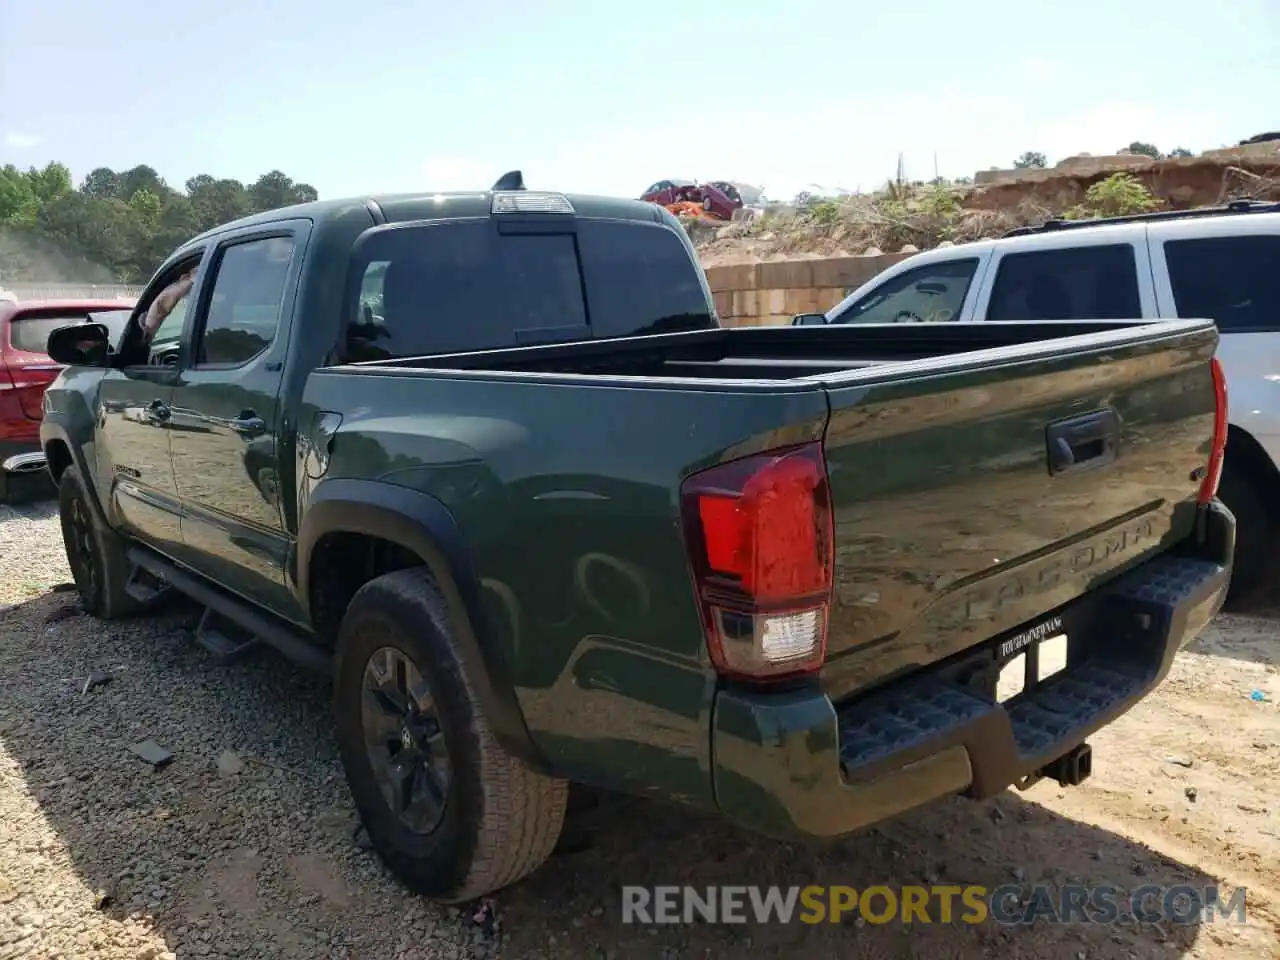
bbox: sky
[1,0,1277,203]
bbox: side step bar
[125,547,331,675]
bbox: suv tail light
[1198,357,1228,504]
[680,442,834,681]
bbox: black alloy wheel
[361,645,452,835]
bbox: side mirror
[791,313,827,326]
[47,322,111,366]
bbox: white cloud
[3,131,41,149]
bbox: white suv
[806,201,1280,601]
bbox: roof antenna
[492,170,525,191]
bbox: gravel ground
[1,497,1278,959]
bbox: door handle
[1046,409,1119,476]
[147,399,171,422]
[230,412,267,439]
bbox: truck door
[96,253,206,553]
[167,221,310,617]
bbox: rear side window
[986,244,1141,321]
[577,220,712,337]
[196,236,295,367]
[829,258,978,325]
[1165,235,1280,331]
[7,310,94,354]
[347,218,713,362]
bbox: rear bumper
[710,500,1234,840]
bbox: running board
[125,548,330,674]
[194,608,261,664]
[124,565,175,605]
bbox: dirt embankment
[692,148,1280,267]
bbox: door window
[1164,235,1280,331]
[985,244,1140,321]
[195,236,295,367]
[120,258,202,367]
[828,258,978,325]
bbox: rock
[128,740,174,770]
[82,669,112,695]
[899,243,919,253]
[1165,755,1194,768]
[1185,786,1198,802]
[216,751,245,777]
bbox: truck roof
[188,190,666,245]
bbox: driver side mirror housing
[791,313,827,326]
[47,322,111,367]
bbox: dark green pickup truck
[40,176,1234,903]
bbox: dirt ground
[0,498,1277,959]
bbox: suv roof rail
[1002,199,1280,238]
[492,170,526,191]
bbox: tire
[57,465,141,619]
[333,567,567,901]
[1217,461,1275,604]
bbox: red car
[1,298,134,502]
[640,179,744,221]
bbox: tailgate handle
[1046,409,1119,476]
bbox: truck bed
[354,319,1195,384]
[314,317,1220,712]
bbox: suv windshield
[347,218,714,362]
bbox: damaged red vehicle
[640,179,744,220]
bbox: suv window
[7,309,96,354]
[1165,235,1280,331]
[347,219,713,362]
[196,236,294,367]
[829,258,978,325]
[986,244,1140,321]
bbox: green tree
[248,170,318,213]
[187,176,253,231]
[1123,141,1162,159]
[1014,151,1046,169]
[0,165,41,226]
[1168,147,1194,158]
[0,161,320,283]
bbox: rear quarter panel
[300,368,828,805]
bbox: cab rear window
[345,218,714,363]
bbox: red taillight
[680,441,833,681]
[1199,357,1228,504]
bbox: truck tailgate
[817,321,1219,702]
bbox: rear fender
[295,478,548,771]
